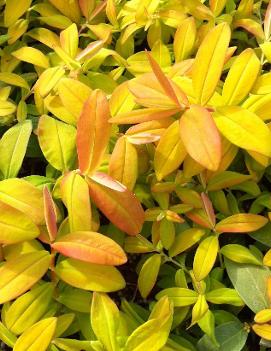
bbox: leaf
[192,22,231,105]
[138,254,161,298]
[58,78,92,120]
[220,244,262,266]
[26,28,60,49]
[109,82,136,117]
[0,251,50,304]
[61,171,92,232]
[109,108,179,124]
[0,178,44,225]
[0,120,32,179]
[52,231,127,265]
[60,23,78,58]
[48,0,81,23]
[207,171,251,191]
[180,105,221,171]
[55,258,126,292]
[35,66,65,98]
[109,136,138,190]
[191,295,209,326]
[0,100,16,116]
[38,115,77,171]
[43,186,57,242]
[156,288,198,307]
[222,48,260,105]
[0,202,39,245]
[154,120,187,181]
[193,235,219,281]
[12,47,49,68]
[205,288,244,306]
[225,258,271,313]
[169,228,205,257]
[174,17,196,62]
[13,317,57,351]
[125,297,173,351]
[4,0,32,27]
[254,309,271,324]
[214,106,271,157]
[91,293,120,351]
[77,89,111,175]
[5,282,54,335]
[87,173,144,236]
[198,321,248,351]
[0,322,17,348]
[215,214,268,233]
[0,72,29,90]
[252,323,271,341]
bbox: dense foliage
[2,0,271,350]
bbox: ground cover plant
[3,0,271,350]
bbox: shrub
[1,0,271,350]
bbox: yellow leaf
[61,171,92,232]
[4,0,32,27]
[174,17,196,62]
[0,178,44,225]
[12,47,49,68]
[38,115,77,171]
[193,235,219,281]
[138,254,161,298]
[252,323,271,341]
[8,19,29,45]
[35,66,65,98]
[154,120,187,181]
[180,105,222,171]
[0,251,50,304]
[109,136,138,190]
[191,295,209,326]
[109,82,136,117]
[48,0,81,23]
[192,22,231,105]
[252,72,271,95]
[57,78,92,120]
[169,228,205,257]
[26,27,60,49]
[13,317,57,351]
[44,94,76,125]
[213,106,271,157]
[60,23,78,58]
[0,72,29,90]
[91,293,120,351]
[254,309,271,324]
[55,258,125,292]
[222,48,260,105]
[264,249,271,266]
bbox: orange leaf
[109,108,179,124]
[52,231,127,266]
[77,89,111,175]
[215,214,268,233]
[179,105,221,171]
[146,51,188,108]
[43,186,57,242]
[87,172,145,236]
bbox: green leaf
[138,254,161,298]
[225,258,271,312]
[0,120,32,179]
[38,115,76,171]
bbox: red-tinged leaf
[77,89,111,175]
[186,209,214,229]
[265,0,271,40]
[146,51,188,108]
[109,108,179,124]
[126,119,173,137]
[43,186,57,242]
[234,19,265,40]
[201,193,216,227]
[179,105,222,171]
[76,40,104,61]
[215,214,268,233]
[86,173,145,236]
[52,231,127,266]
